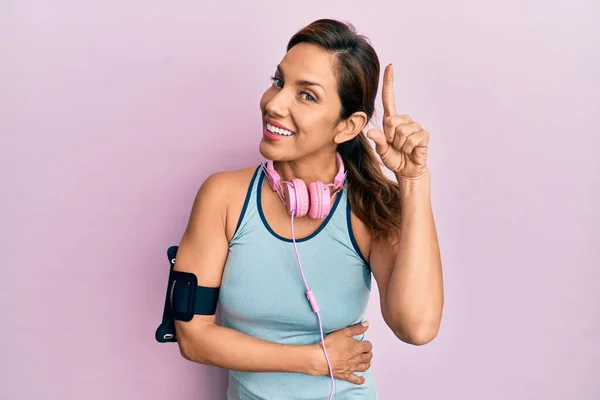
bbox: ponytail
[338,134,402,243]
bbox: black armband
[155,246,220,343]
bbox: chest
[219,238,372,337]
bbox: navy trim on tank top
[256,168,343,243]
[346,194,370,268]
[231,165,261,239]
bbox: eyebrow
[277,65,325,91]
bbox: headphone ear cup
[308,181,331,219]
[285,178,309,217]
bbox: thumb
[366,129,389,155]
[345,320,369,336]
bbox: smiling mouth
[266,122,295,136]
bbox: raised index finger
[382,63,397,117]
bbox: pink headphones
[262,152,347,219]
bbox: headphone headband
[264,152,346,192]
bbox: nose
[265,91,290,119]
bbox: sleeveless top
[218,165,380,400]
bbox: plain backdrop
[1,1,598,399]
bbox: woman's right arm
[173,171,373,384]
[172,172,314,374]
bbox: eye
[270,76,283,89]
[269,76,316,103]
[300,92,316,102]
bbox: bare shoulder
[197,165,257,199]
[177,164,260,275]
[197,165,260,242]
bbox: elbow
[384,302,444,346]
[177,337,198,362]
[394,327,438,346]
[390,319,441,346]
[173,320,217,365]
[175,327,207,364]
[178,337,212,365]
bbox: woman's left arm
[370,169,443,345]
[366,63,444,345]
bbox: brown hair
[287,19,402,243]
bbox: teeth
[267,123,294,136]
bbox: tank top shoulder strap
[229,164,263,245]
[324,184,370,268]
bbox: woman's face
[259,42,344,161]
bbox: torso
[217,164,379,399]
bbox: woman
[172,18,444,400]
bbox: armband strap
[170,271,220,321]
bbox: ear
[333,111,368,144]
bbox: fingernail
[361,321,369,327]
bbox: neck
[274,151,340,186]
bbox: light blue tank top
[218,165,380,400]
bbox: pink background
[1,1,598,399]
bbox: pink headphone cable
[261,162,337,399]
[290,211,336,400]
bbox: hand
[367,64,430,179]
[309,321,373,385]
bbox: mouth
[264,119,296,137]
